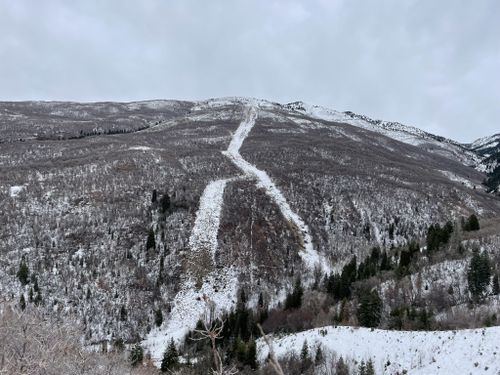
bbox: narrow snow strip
[188,179,230,262]
[128,146,153,151]
[257,325,500,375]
[223,104,327,272]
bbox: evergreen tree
[300,340,309,362]
[493,273,500,295]
[161,338,179,372]
[357,290,383,328]
[235,338,247,364]
[358,360,366,375]
[335,356,350,375]
[365,359,375,375]
[380,251,392,271]
[17,259,29,286]
[463,214,480,231]
[300,339,312,372]
[146,228,156,250]
[19,294,26,311]
[155,308,163,327]
[120,305,127,321]
[246,339,258,370]
[315,345,324,365]
[129,343,144,367]
[467,249,492,300]
[151,189,157,203]
[33,276,39,292]
[28,288,34,302]
[160,193,171,214]
[285,277,304,309]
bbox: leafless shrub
[0,304,156,375]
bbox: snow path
[188,179,231,262]
[223,105,327,272]
[258,325,500,375]
[144,103,326,364]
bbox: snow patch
[128,146,153,151]
[9,185,25,197]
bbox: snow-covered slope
[469,134,500,158]
[144,102,328,364]
[469,134,500,191]
[258,325,500,375]
[285,101,484,171]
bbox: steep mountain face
[468,134,500,192]
[1,98,499,360]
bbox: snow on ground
[287,101,483,169]
[188,179,231,262]
[144,102,330,365]
[144,268,239,366]
[438,170,478,189]
[258,325,500,375]
[128,146,153,151]
[223,104,329,274]
[9,185,25,197]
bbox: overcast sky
[1,0,499,142]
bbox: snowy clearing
[9,185,25,197]
[258,325,500,375]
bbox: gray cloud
[1,0,499,142]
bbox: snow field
[257,325,500,375]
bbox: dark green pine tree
[300,339,312,372]
[335,357,349,375]
[120,305,127,321]
[146,228,156,250]
[17,259,29,286]
[365,358,375,375]
[19,294,26,311]
[155,308,163,327]
[357,290,383,328]
[300,339,309,362]
[380,251,392,271]
[160,193,171,214]
[285,277,304,309]
[245,339,258,370]
[464,214,480,231]
[315,345,324,365]
[151,189,157,203]
[467,249,492,301]
[161,338,179,372]
[129,343,144,367]
[358,360,367,375]
[493,273,500,295]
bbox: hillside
[1,97,499,374]
[469,134,500,193]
